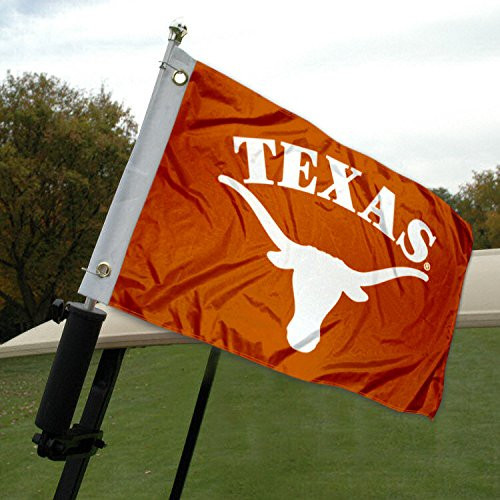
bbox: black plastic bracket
[32,424,105,461]
[51,348,125,500]
[50,299,69,324]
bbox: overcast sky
[1,0,499,191]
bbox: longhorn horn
[358,267,428,286]
[218,175,294,251]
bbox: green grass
[1,328,499,499]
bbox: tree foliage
[0,72,136,340]
[455,167,499,249]
[432,166,499,250]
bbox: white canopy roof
[455,248,500,328]
[0,304,199,359]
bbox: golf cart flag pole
[32,23,194,499]
[36,20,191,438]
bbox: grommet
[96,262,111,278]
[172,69,188,86]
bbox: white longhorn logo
[218,175,429,353]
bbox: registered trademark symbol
[424,262,431,271]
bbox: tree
[0,72,137,341]
[431,187,459,211]
[454,167,500,249]
[433,167,499,250]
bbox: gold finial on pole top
[169,20,188,45]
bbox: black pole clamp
[32,424,106,461]
[50,299,69,324]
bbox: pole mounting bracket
[32,424,106,461]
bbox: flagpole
[32,21,190,498]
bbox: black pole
[169,347,221,500]
[53,348,126,500]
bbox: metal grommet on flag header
[172,69,188,86]
[96,262,111,278]
[158,59,189,86]
[81,261,111,278]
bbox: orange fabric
[110,62,472,418]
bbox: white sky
[1,0,499,191]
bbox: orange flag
[81,47,472,418]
